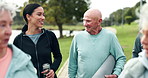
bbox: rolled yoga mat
[92,55,115,78]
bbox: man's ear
[98,18,102,26]
[99,19,102,23]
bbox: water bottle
[42,63,50,78]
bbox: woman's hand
[42,69,55,78]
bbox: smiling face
[27,7,45,28]
[83,9,102,35]
[0,10,12,48]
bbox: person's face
[27,7,45,28]
[0,10,12,48]
[141,25,148,57]
[83,14,102,35]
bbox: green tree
[124,8,134,25]
[125,16,133,25]
[109,9,123,25]
[108,1,146,26]
[29,0,90,38]
[13,12,24,25]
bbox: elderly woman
[0,2,37,78]
[119,3,148,78]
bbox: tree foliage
[13,12,24,25]
[125,16,133,25]
[104,1,146,26]
[29,0,90,38]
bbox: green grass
[112,24,139,61]
[12,25,85,31]
[57,37,73,72]
[13,23,140,72]
[44,25,85,31]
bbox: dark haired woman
[13,3,62,78]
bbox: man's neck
[90,27,102,35]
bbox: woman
[119,3,148,78]
[13,3,62,78]
[0,2,37,78]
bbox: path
[104,27,117,34]
[57,59,69,78]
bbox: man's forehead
[83,15,92,20]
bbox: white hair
[0,2,16,18]
[139,3,148,30]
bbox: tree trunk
[57,23,63,38]
[54,15,63,38]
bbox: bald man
[68,9,126,78]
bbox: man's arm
[68,38,78,78]
[110,34,126,76]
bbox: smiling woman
[13,3,62,78]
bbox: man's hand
[104,74,118,78]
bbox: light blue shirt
[68,28,126,78]
[27,33,43,45]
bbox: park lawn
[56,36,73,73]
[44,25,85,31]
[12,25,85,31]
[13,23,140,73]
[112,23,139,61]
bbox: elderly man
[68,9,126,78]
